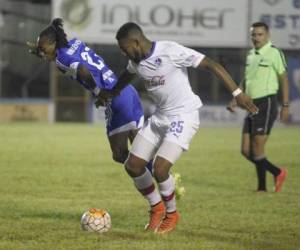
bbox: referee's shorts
[243,95,278,135]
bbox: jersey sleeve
[126,60,137,74]
[272,49,287,75]
[168,42,205,68]
[56,53,81,80]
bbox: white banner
[251,0,300,49]
[52,0,248,47]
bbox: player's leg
[129,129,153,174]
[108,130,130,164]
[153,141,182,234]
[241,132,252,161]
[106,84,143,164]
[252,134,286,192]
[129,126,184,196]
[251,95,287,192]
[251,134,268,191]
[245,97,269,192]
[241,130,266,191]
[108,126,154,174]
[241,116,256,162]
[153,110,200,234]
[128,129,137,144]
[127,132,166,231]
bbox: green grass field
[0,123,299,250]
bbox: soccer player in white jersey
[101,22,258,234]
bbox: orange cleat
[274,168,287,192]
[155,211,180,234]
[144,201,166,231]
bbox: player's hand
[26,41,43,58]
[102,89,114,98]
[226,98,237,113]
[99,89,120,99]
[94,90,114,108]
[94,88,121,108]
[235,93,259,115]
[94,96,107,108]
[280,106,289,122]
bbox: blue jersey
[56,38,117,91]
[55,38,144,136]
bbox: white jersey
[127,41,205,116]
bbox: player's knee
[112,154,126,164]
[252,148,264,159]
[153,165,168,183]
[112,150,128,164]
[241,149,256,163]
[241,148,250,159]
[125,156,142,177]
[153,167,162,181]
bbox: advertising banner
[288,58,300,123]
[52,0,248,47]
[251,0,300,49]
[0,99,54,122]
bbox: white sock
[133,168,161,206]
[158,174,176,213]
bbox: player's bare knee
[153,165,169,183]
[112,151,128,164]
[251,146,264,159]
[112,148,128,164]
[124,159,134,176]
[112,154,123,164]
[153,168,161,182]
[241,148,250,159]
[125,155,144,177]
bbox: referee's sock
[254,157,281,177]
[254,165,267,191]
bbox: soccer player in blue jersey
[27,18,148,168]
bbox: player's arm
[274,49,289,122]
[111,69,136,96]
[198,57,258,115]
[76,64,97,91]
[278,72,289,122]
[226,79,245,113]
[92,69,136,102]
[76,64,108,107]
[93,69,136,105]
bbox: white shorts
[130,109,201,163]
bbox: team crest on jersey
[154,58,162,67]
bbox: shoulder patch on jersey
[66,39,82,55]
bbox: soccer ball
[81,208,111,233]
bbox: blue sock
[145,160,153,175]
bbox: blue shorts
[105,85,144,136]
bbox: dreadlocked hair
[39,18,69,48]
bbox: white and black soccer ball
[81,208,111,233]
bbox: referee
[228,22,289,192]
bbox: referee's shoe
[274,168,287,192]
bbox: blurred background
[0,0,299,124]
